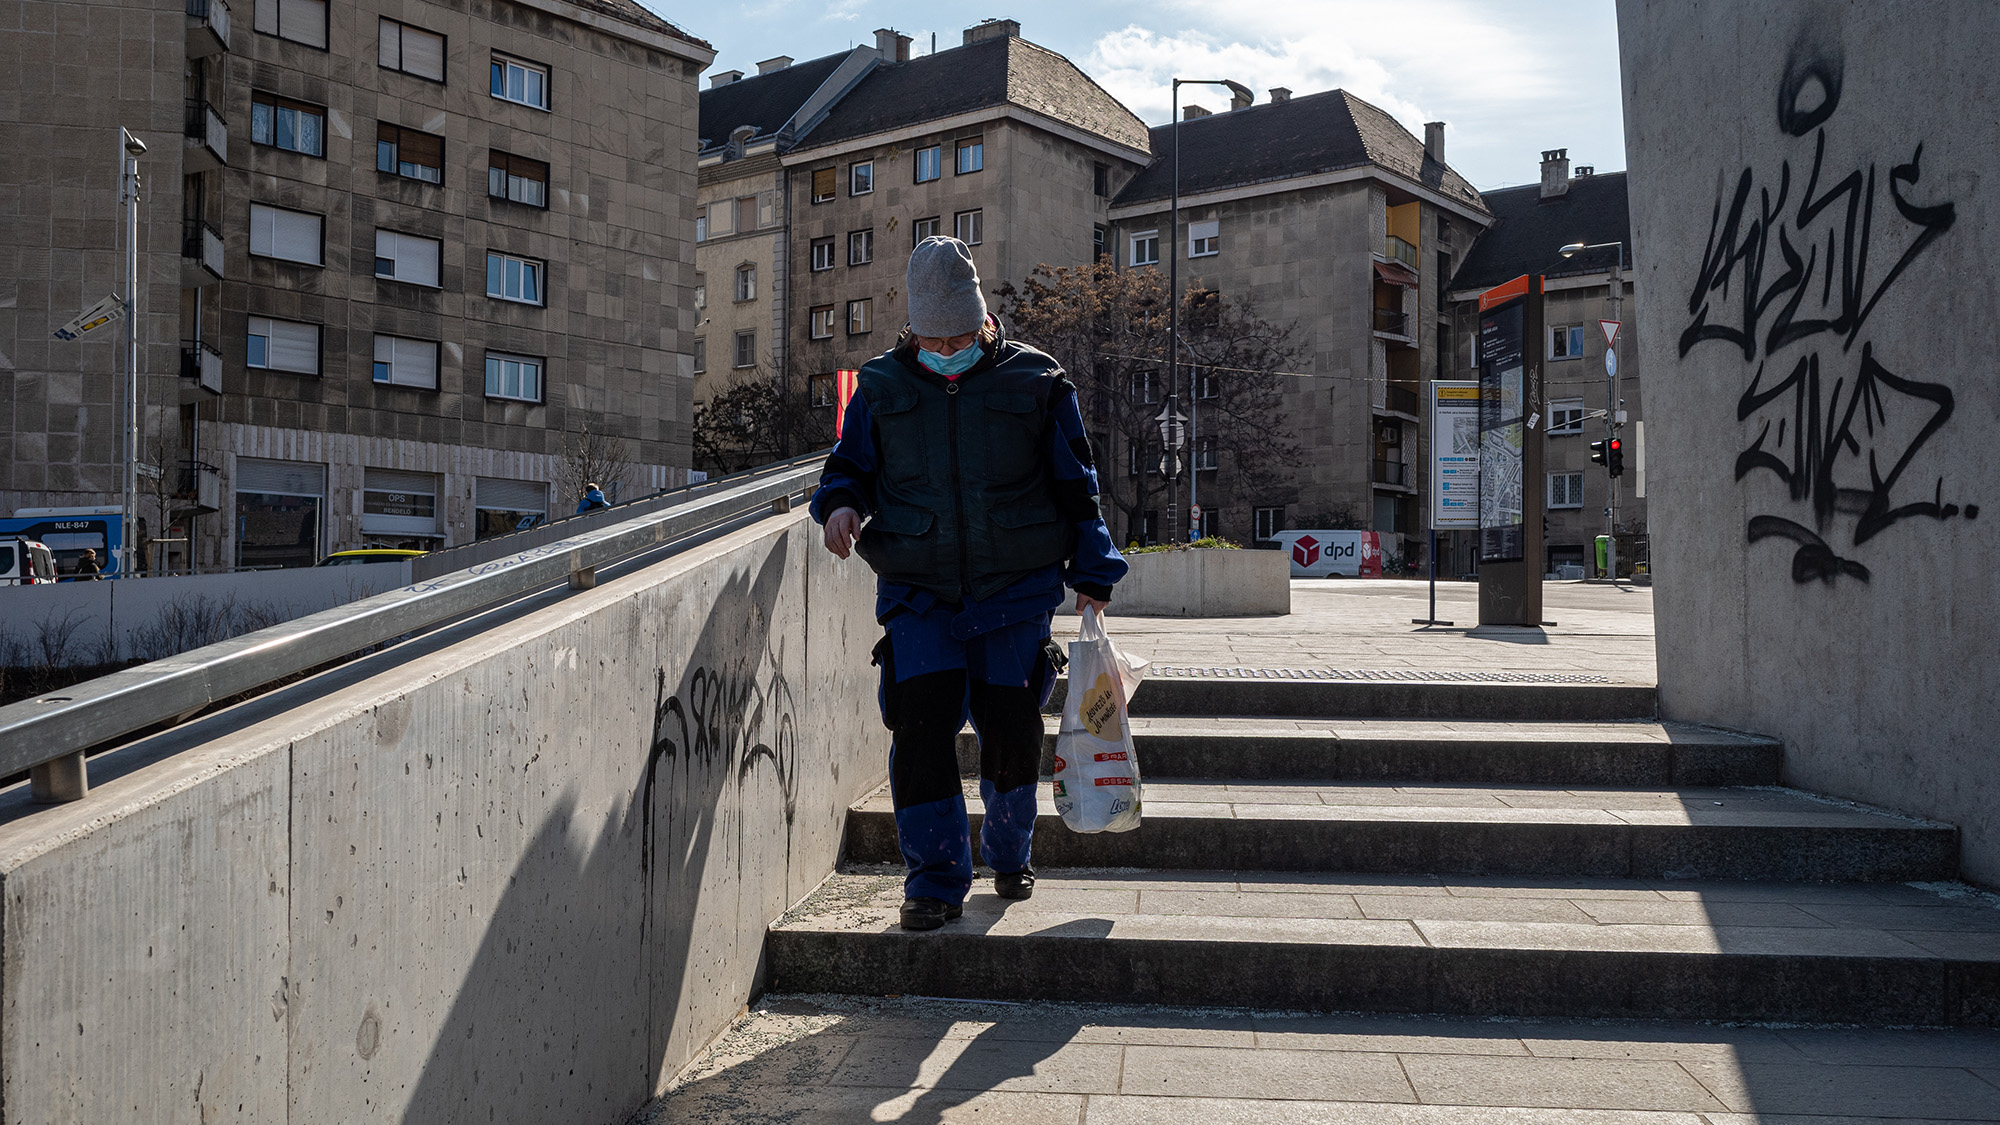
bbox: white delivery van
[1274,529,1382,578]
[0,538,58,584]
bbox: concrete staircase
[767,678,2000,1027]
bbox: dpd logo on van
[1291,534,1320,568]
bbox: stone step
[767,870,2000,1026]
[956,718,1781,787]
[1045,675,1656,722]
[843,780,1956,883]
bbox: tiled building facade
[1,0,710,570]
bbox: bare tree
[556,421,632,509]
[998,261,1303,544]
[691,352,839,477]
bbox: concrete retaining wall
[0,512,881,1123]
[1619,2,2000,879]
[1064,548,1291,617]
[0,563,412,664]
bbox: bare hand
[824,507,861,559]
[1075,593,1110,614]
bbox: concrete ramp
[0,511,880,1124]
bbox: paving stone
[1398,1054,1728,1111]
[1682,1060,2000,1117]
[1136,889,1364,919]
[829,1035,1124,1094]
[1081,1098,1710,1124]
[1355,894,1599,924]
[1118,1043,1418,1102]
[1774,1027,2000,1067]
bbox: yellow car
[316,548,429,566]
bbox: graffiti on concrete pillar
[1678,36,1973,584]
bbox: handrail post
[30,751,88,803]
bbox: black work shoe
[995,869,1036,901]
[900,897,963,931]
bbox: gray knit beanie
[906,236,987,338]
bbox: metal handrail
[0,456,825,802]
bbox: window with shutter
[487,152,548,207]
[247,316,321,374]
[736,196,756,232]
[249,203,323,265]
[379,18,445,81]
[378,123,444,183]
[1188,219,1219,257]
[257,0,326,47]
[372,335,440,388]
[374,230,440,287]
[811,168,835,203]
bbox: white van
[0,538,58,585]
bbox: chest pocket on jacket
[981,391,1045,471]
[869,387,927,486]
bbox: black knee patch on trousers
[969,681,1043,795]
[886,669,967,810]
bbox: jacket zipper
[945,381,969,597]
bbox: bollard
[30,751,88,803]
[569,566,597,590]
[771,494,793,514]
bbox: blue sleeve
[810,392,877,524]
[1047,380,1129,600]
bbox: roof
[794,35,1149,153]
[1110,89,1487,215]
[563,0,707,46]
[1451,171,1630,294]
[698,51,851,148]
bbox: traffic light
[1589,439,1608,467]
[1607,437,1625,478]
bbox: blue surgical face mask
[919,343,982,377]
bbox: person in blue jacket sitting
[576,483,609,513]
[814,236,1128,931]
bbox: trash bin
[1595,535,1610,577]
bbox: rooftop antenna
[931,32,936,54]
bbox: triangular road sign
[1600,319,1621,348]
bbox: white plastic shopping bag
[1052,606,1150,833]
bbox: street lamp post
[1168,78,1250,544]
[120,128,147,578]
[1559,239,1624,581]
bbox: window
[250,92,325,156]
[486,252,545,305]
[847,298,872,335]
[1549,324,1585,359]
[377,17,443,80]
[809,373,836,407]
[1548,398,1586,435]
[704,199,733,238]
[246,316,319,374]
[810,237,835,271]
[736,196,758,232]
[954,209,983,246]
[484,352,543,401]
[811,167,836,203]
[1188,219,1219,258]
[693,274,705,309]
[850,161,874,196]
[809,305,835,340]
[372,334,439,388]
[1253,506,1286,542]
[1129,368,1161,404]
[956,137,984,174]
[733,331,756,369]
[1093,224,1108,262]
[490,55,549,109]
[1130,230,1159,267]
[1093,162,1110,197]
[694,209,707,241]
[254,0,327,48]
[248,202,322,265]
[692,337,705,373]
[848,229,873,266]
[377,123,443,183]
[474,477,547,539]
[914,144,941,183]
[488,152,548,207]
[1194,436,1217,472]
[374,230,441,287]
[1195,368,1219,400]
[1548,470,1585,509]
[912,216,941,245]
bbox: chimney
[1183,104,1211,120]
[1228,86,1252,111]
[709,70,742,88]
[873,28,911,61]
[1424,121,1445,164]
[1540,147,1570,199]
[1268,87,1292,104]
[1574,164,1594,176]
[963,18,1020,45]
[756,55,792,75]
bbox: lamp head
[122,132,147,158]
[1559,242,1586,258]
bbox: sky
[652,0,1625,191]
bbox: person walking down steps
[813,236,1128,932]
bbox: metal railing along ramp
[0,455,825,806]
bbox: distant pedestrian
[576,483,609,513]
[73,549,102,581]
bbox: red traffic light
[1609,438,1622,451]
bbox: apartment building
[779,19,1152,399]
[1106,90,1491,554]
[1,0,711,570]
[1446,151,1640,578]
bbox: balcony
[1373,459,1409,487]
[175,459,223,513]
[1372,308,1410,338]
[181,218,222,285]
[1385,235,1419,270]
[180,339,222,395]
[185,0,230,57]
[1384,382,1420,417]
[183,98,226,173]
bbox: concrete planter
[1074,547,1291,617]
